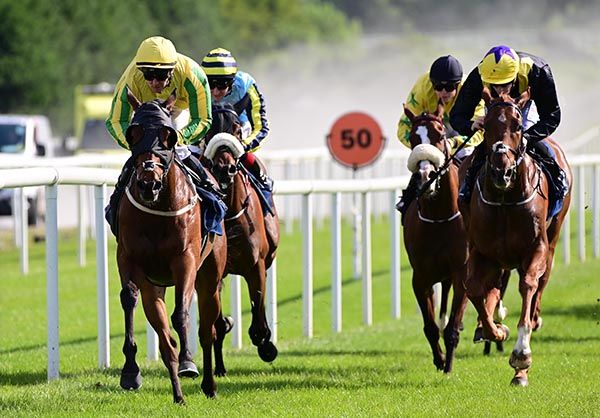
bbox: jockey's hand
[471,116,485,132]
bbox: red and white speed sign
[326,112,385,169]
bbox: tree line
[1,0,597,137]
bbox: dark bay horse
[459,90,572,386]
[203,106,280,375]
[116,90,227,402]
[402,103,468,373]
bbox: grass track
[0,218,599,417]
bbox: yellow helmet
[201,48,238,77]
[478,45,520,85]
[135,36,178,69]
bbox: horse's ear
[126,87,142,111]
[482,86,492,106]
[516,87,531,109]
[403,104,416,122]
[434,100,445,119]
[164,89,177,112]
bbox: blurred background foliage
[0,0,597,137]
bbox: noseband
[485,101,526,185]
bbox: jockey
[450,45,569,204]
[201,47,273,192]
[105,36,225,236]
[395,55,485,217]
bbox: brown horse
[203,105,280,375]
[402,103,468,373]
[116,90,227,402]
[459,89,572,386]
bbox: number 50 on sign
[326,112,386,169]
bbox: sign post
[326,111,386,277]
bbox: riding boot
[458,143,486,203]
[105,156,134,237]
[528,140,569,201]
[183,154,225,199]
[395,173,420,218]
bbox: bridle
[410,113,461,223]
[478,99,542,206]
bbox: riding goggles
[209,78,233,90]
[433,82,459,92]
[140,68,172,81]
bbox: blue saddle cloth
[195,186,227,236]
[241,167,275,216]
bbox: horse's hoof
[215,367,227,377]
[120,371,142,390]
[473,327,486,343]
[178,360,199,378]
[497,324,510,341]
[510,375,529,387]
[483,341,491,355]
[257,341,278,362]
[533,316,543,331]
[496,341,505,353]
[223,316,234,334]
[509,351,532,370]
[201,381,217,398]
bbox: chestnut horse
[116,90,227,402]
[460,90,572,386]
[203,105,280,375]
[402,103,468,373]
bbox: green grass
[0,217,599,417]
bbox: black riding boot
[458,143,486,203]
[395,172,420,217]
[105,156,134,237]
[528,140,569,200]
[183,154,224,198]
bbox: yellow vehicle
[72,83,122,153]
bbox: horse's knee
[171,310,188,332]
[423,322,439,342]
[120,286,138,310]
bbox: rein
[222,161,251,222]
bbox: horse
[116,89,227,402]
[401,103,469,373]
[459,89,572,386]
[202,105,280,375]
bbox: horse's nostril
[228,165,238,176]
[152,181,162,191]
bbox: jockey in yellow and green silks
[104,36,226,238]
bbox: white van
[0,114,55,225]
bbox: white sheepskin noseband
[406,144,445,173]
[204,133,245,160]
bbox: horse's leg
[493,270,511,353]
[170,256,201,379]
[139,282,185,403]
[465,250,509,343]
[214,308,234,377]
[443,270,468,374]
[245,259,278,362]
[119,279,142,390]
[509,249,547,386]
[412,275,445,370]
[438,279,451,333]
[196,273,221,398]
